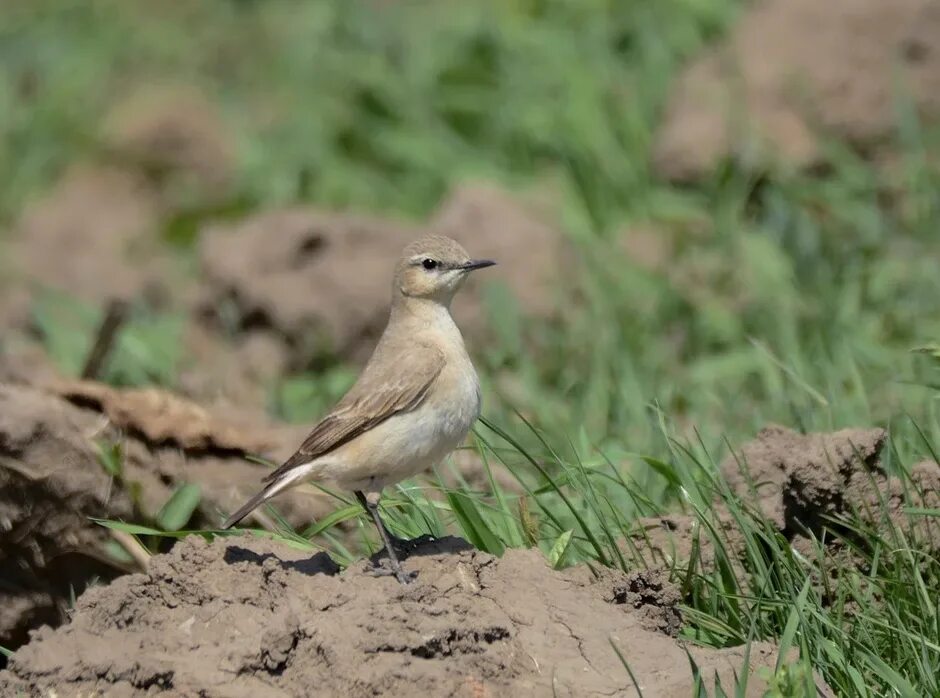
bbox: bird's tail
[221,466,309,529]
[221,488,271,529]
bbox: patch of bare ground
[0,381,331,656]
[6,164,169,309]
[622,425,940,603]
[721,425,888,537]
[0,535,789,697]
[621,512,741,576]
[653,0,940,181]
[103,84,236,210]
[196,208,419,366]
[196,182,567,369]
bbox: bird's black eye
[422,258,438,270]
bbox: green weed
[4,0,940,694]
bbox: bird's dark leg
[355,490,415,584]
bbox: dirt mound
[721,425,886,535]
[601,568,684,637]
[430,183,566,337]
[620,426,939,584]
[0,341,60,388]
[0,381,328,656]
[622,513,738,574]
[103,84,235,209]
[6,165,167,310]
[0,384,135,653]
[0,534,787,697]
[844,457,940,550]
[177,325,291,410]
[721,424,940,560]
[1,84,233,357]
[197,184,567,367]
[197,208,419,365]
[654,0,940,181]
[47,378,277,454]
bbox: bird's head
[394,235,495,306]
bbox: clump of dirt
[6,165,169,309]
[34,378,329,524]
[653,0,940,181]
[103,84,236,209]
[1,84,236,370]
[618,223,678,274]
[602,568,684,637]
[0,534,789,697]
[197,208,419,365]
[196,183,567,368]
[0,381,330,656]
[47,378,277,455]
[0,340,60,387]
[620,425,938,591]
[177,325,291,410]
[622,513,738,575]
[0,384,135,654]
[843,457,940,551]
[0,284,31,336]
[721,425,887,537]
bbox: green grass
[98,413,940,696]
[4,0,940,695]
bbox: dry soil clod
[0,535,786,697]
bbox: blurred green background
[3,0,939,460]
[4,0,940,693]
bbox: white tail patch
[265,461,319,498]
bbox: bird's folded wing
[262,344,446,484]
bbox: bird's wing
[262,343,446,484]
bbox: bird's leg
[354,491,406,551]
[355,490,415,584]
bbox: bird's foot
[369,559,418,585]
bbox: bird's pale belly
[318,370,481,492]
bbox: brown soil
[0,341,60,387]
[0,372,528,661]
[622,426,939,580]
[103,84,236,209]
[0,381,330,655]
[196,183,567,368]
[721,425,887,535]
[0,383,137,653]
[0,84,235,357]
[0,534,788,698]
[46,378,278,455]
[621,513,738,575]
[7,165,168,308]
[177,325,291,410]
[196,207,419,365]
[599,568,684,637]
[654,0,940,181]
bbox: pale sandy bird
[222,235,495,583]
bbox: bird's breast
[320,325,482,491]
[428,356,481,442]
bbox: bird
[221,234,495,583]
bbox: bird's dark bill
[459,259,497,270]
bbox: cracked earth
[0,535,782,697]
